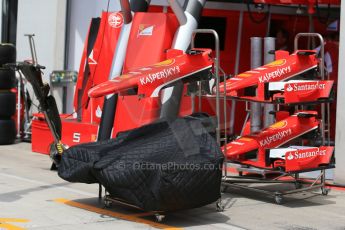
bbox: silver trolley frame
[219,33,332,205]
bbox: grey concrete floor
[0,142,345,230]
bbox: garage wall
[66,0,122,71]
[334,0,345,185]
[66,0,121,113]
[16,0,67,111]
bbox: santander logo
[286,148,327,161]
[287,153,294,160]
[286,84,293,92]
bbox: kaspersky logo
[139,66,181,85]
[259,128,292,147]
[258,66,291,83]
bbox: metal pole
[294,33,325,145]
[294,33,324,76]
[250,37,262,133]
[263,37,275,128]
[16,72,22,138]
[308,14,316,49]
[191,29,220,144]
[229,9,244,136]
[25,34,38,65]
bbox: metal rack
[222,167,330,204]
[15,34,38,140]
[218,33,333,204]
[191,28,226,211]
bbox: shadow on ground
[71,197,232,229]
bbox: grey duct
[120,0,132,24]
[130,0,150,12]
[250,37,262,133]
[168,0,187,25]
[263,37,275,128]
[160,0,206,120]
[230,9,244,135]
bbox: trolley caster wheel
[220,184,227,193]
[321,187,329,196]
[155,214,165,222]
[274,194,283,205]
[295,182,302,189]
[216,202,224,212]
[104,199,113,208]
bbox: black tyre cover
[0,44,16,66]
[0,68,16,90]
[0,119,16,145]
[59,115,224,212]
[0,91,16,118]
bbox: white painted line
[208,223,245,230]
[0,172,96,197]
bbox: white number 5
[73,133,81,143]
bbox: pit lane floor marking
[0,218,29,230]
[0,173,95,197]
[54,198,182,230]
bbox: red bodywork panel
[284,146,334,172]
[88,49,213,98]
[31,114,99,154]
[60,119,98,147]
[111,95,233,137]
[219,50,318,96]
[223,111,320,169]
[32,114,58,154]
[123,12,179,72]
[74,12,123,123]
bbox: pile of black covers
[58,115,224,212]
